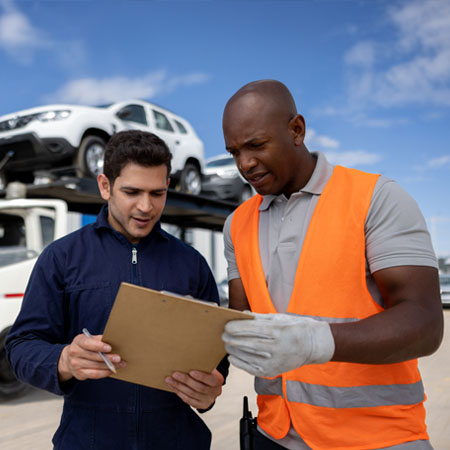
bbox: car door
[146,107,181,171]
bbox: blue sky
[1,0,450,256]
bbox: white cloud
[44,70,211,104]
[0,1,209,104]
[305,128,381,167]
[428,155,450,169]
[0,0,49,63]
[390,1,450,53]
[344,0,450,109]
[324,150,382,167]
[344,41,376,68]
[305,129,339,149]
[362,117,408,128]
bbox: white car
[0,100,205,194]
[201,154,254,203]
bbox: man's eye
[124,191,138,196]
[251,141,265,148]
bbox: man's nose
[238,152,257,173]
[137,195,153,212]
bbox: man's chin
[129,224,155,240]
[254,185,277,196]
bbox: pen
[82,328,117,374]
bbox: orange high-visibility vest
[230,166,428,450]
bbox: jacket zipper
[131,245,140,439]
[131,246,138,285]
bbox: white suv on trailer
[0,100,205,194]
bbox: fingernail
[103,345,112,352]
[111,356,120,363]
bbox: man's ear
[167,177,171,187]
[97,173,111,201]
[289,114,306,146]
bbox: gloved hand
[222,313,335,378]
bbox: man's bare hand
[165,368,224,410]
[57,333,125,382]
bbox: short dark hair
[103,130,172,184]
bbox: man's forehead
[223,116,266,147]
[119,162,168,176]
[223,97,277,142]
[225,92,267,122]
[113,163,169,189]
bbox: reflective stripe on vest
[230,165,428,449]
[256,376,424,408]
[255,376,284,397]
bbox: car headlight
[0,110,72,131]
[36,110,71,121]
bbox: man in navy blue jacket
[6,130,226,450]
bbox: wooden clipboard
[102,282,253,391]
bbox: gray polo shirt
[223,151,437,450]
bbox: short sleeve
[223,212,241,281]
[365,177,438,274]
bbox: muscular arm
[330,265,443,364]
[228,278,250,311]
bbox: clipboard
[102,282,253,391]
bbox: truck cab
[0,195,68,397]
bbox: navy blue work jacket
[6,206,222,450]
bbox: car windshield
[207,157,234,168]
[0,212,25,246]
[0,212,38,266]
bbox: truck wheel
[76,136,106,178]
[179,163,202,195]
[0,327,29,398]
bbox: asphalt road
[1,310,449,450]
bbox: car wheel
[76,136,106,178]
[238,185,253,203]
[0,327,29,398]
[179,163,202,195]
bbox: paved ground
[1,310,449,449]
[415,309,450,449]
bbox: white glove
[222,313,335,378]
